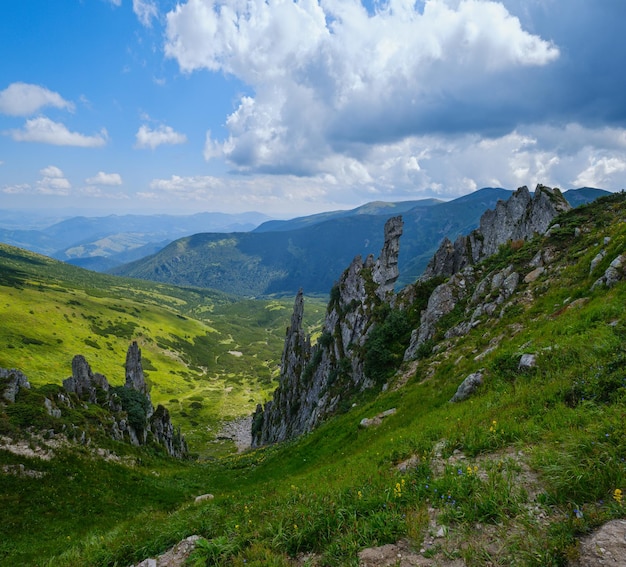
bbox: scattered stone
[194,494,214,503]
[592,253,626,290]
[360,408,397,428]
[524,266,545,283]
[131,535,201,567]
[590,250,606,274]
[217,416,252,452]
[450,371,483,402]
[518,354,537,370]
[396,455,420,472]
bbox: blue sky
[1,0,625,217]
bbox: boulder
[450,371,484,402]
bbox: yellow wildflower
[614,488,623,504]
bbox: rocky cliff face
[404,185,569,359]
[421,185,570,280]
[251,216,403,446]
[253,185,571,446]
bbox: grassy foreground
[2,194,626,565]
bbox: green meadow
[0,244,326,453]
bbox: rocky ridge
[251,216,403,446]
[252,185,573,445]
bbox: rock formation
[252,186,572,445]
[1,368,30,403]
[125,341,150,400]
[2,342,187,458]
[404,185,567,360]
[251,216,404,446]
[421,185,570,280]
[63,355,110,404]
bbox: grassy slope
[0,244,326,453]
[2,194,626,566]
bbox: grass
[0,243,325,453]
[2,193,626,565]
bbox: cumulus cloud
[85,171,123,185]
[574,157,626,188]
[166,0,560,177]
[8,117,108,147]
[135,124,187,149]
[133,0,159,27]
[147,173,332,214]
[0,82,74,116]
[37,165,71,195]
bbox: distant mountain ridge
[0,211,272,271]
[111,187,609,297]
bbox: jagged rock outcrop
[1,368,30,403]
[422,185,570,280]
[125,341,150,400]
[252,216,404,446]
[253,185,573,445]
[1,342,187,458]
[404,186,567,361]
[63,355,110,404]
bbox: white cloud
[135,124,187,149]
[0,82,74,116]
[85,171,123,185]
[148,173,332,214]
[574,157,626,188]
[166,0,559,177]
[2,183,31,195]
[37,165,71,195]
[8,117,108,147]
[40,165,65,178]
[133,0,158,27]
[108,0,122,6]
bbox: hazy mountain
[0,211,272,267]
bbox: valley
[1,188,626,566]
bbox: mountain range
[0,211,272,271]
[110,187,608,297]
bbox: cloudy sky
[1,0,625,217]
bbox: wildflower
[394,482,403,498]
[489,420,498,433]
[294,524,298,530]
[613,488,623,504]
[235,525,239,530]
[574,509,584,519]
[357,490,363,500]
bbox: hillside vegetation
[1,193,626,566]
[0,245,325,452]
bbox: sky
[1,0,626,218]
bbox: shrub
[112,387,151,431]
